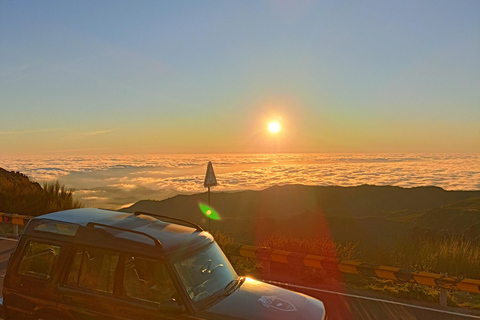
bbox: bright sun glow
[269,122,280,133]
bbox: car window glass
[124,256,177,303]
[34,221,79,236]
[174,243,237,302]
[17,241,61,280]
[66,250,82,286]
[66,246,119,294]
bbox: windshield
[174,243,237,303]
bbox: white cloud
[2,153,479,209]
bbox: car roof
[31,208,213,255]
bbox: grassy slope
[0,167,82,216]
[414,197,480,235]
[0,167,45,215]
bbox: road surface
[0,237,16,300]
[269,280,480,320]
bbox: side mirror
[158,299,185,314]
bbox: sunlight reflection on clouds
[1,153,479,209]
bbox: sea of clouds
[1,153,479,209]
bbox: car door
[4,239,63,319]
[114,254,191,320]
[57,245,122,320]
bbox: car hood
[200,278,325,320]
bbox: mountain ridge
[121,184,480,245]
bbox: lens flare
[199,203,220,220]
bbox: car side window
[17,240,61,280]
[124,256,177,303]
[66,246,119,294]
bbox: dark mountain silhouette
[123,185,480,218]
[121,185,480,247]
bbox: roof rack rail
[86,222,162,248]
[134,211,204,232]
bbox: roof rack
[134,211,204,232]
[86,222,162,248]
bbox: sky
[1,0,479,156]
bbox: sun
[268,121,280,133]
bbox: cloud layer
[1,153,479,209]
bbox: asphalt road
[268,281,480,320]
[0,237,479,320]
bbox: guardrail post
[256,247,271,280]
[263,260,271,279]
[12,213,19,239]
[439,273,448,307]
[13,224,19,239]
[439,288,447,306]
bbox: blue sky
[1,0,479,155]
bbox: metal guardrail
[0,212,32,226]
[218,242,480,295]
[0,212,33,239]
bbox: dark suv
[0,208,326,319]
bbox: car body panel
[30,209,213,255]
[200,278,325,320]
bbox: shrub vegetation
[0,168,82,216]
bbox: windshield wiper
[199,277,245,310]
[221,277,245,296]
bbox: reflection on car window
[174,243,237,302]
[66,246,119,294]
[124,256,177,303]
[17,241,61,280]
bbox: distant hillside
[414,197,480,234]
[122,184,480,219]
[121,185,480,246]
[0,167,82,216]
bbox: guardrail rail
[218,241,480,307]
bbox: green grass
[216,232,480,310]
[344,274,480,310]
[259,235,359,261]
[376,233,480,279]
